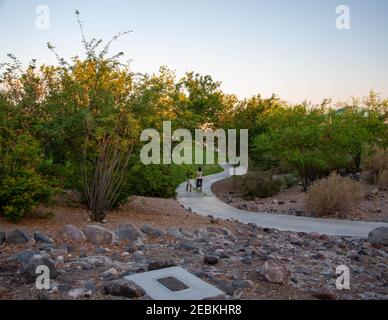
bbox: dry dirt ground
[212,177,388,222]
[0,195,387,301]
[0,196,313,300]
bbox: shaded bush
[362,147,388,186]
[305,173,364,218]
[127,163,177,198]
[378,170,388,190]
[282,174,300,189]
[241,173,282,199]
[0,171,54,222]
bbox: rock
[257,260,290,284]
[84,225,115,244]
[0,286,9,299]
[368,227,388,246]
[206,227,233,237]
[68,288,92,299]
[101,268,118,279]
[20,254,59,283]
[312,288,337,300]
[140,225,164,238]
[204,255,219,265]
[8,249,40,265]
[104,279,146,298]
[33,231,54,244]
[240,256,252,265]
[0,230,5,244]
[166,228,190,240]
[147,260,177,271]
[194,228,210,240]
[37,291,50,300]
[63,225,86,241]
[178,242,199,253]
[232,279,253,289]
[5,229,31,244]
[114,224,142,242]
[213,280,234,296]
[238,204,248,210]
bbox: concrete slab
[176,164,388,237]
[124,267,224,300]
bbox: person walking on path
[185,169,193,192]
[196,167,203,191]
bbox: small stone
[33,231,54,244]
[37,291,50,300]
[147,260,177,271]
[101,268,118,278]
[140,225,164,238]
[204,255,219,265]
[0,286,9,299]
[178,242,199,253]
[68,288,92,299]
[256,260,290,284]
[104,279,146,298]
[312,288,337,300]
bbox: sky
[0,0,387,104]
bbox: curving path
[176,164,388,238]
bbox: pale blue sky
[0,0,387,103]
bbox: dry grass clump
[362,147,388,187]
[305,173,364,218]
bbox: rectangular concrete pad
[124,266,224,300]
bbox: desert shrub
[362,147,388,186]
[241,173,282,199]
[305,173,364,218]
[282,174,299,189]
[377,170,388,190]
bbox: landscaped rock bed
[1,215,387,300]
[212,176,388,222]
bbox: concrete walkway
[176,164,388,237]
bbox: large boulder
[63,225,86,241]
[5,229,31,244]
[114,224,142,242]
[84,225,115,244]
[103,279,146,298]
[33,231,54,244]
[256,260,290,284]
[20,254,58,283]
[368,227,388,246]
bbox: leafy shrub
[0,170,54,222]
[241,173,282,199]
[127,163,177,198]
[362,147,388,186]
[282,174,299,189]
[305,173,364,218]
[0,134,55,222]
